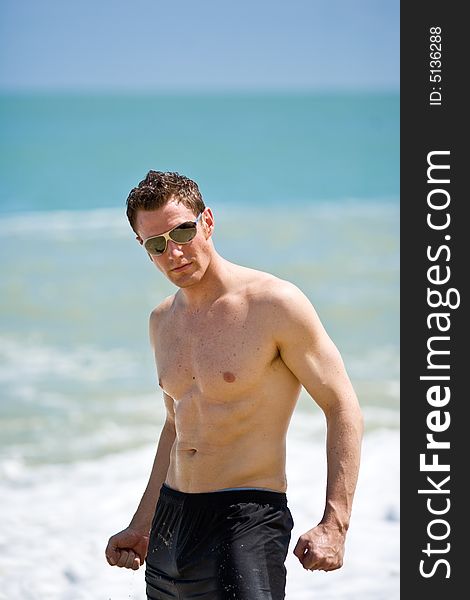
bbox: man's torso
[152,266,302,493]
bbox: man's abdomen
[166,433,288,494]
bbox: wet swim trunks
[145,484,294,599]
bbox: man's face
[134,199,212,288]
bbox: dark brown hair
[126,171,206,233]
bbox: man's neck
[178,253,235,311]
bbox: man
[105,171,363,599]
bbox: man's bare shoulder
[148,294,178,350]
[233,265,324,342]
[149,294,176,327]
[237,265,310,309]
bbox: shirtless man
[105,171,363,600]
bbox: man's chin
[167,269,200,287]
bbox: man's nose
[166,239,185,258]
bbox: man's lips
[171,262,192,272]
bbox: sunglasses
[143,213,202,256]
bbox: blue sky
[0,0,399,91]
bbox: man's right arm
[105,396,176,570]
[129,397,176,533]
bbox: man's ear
[202,208,215,238]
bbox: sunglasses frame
[143,213,202,256]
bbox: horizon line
[0,85,400,96]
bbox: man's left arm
[272,281,364,571]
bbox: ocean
[0,92,399,599]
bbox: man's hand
[293,524,345,571]
[105,527,150,570]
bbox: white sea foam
[1,410,399,600]
[0,336,139,385]
[0,199,397,238]
[0,207,129,237]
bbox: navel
[223,371,236,383]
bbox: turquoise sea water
[0,92,398,212]
[0,93,399,598]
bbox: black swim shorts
[145,484,294,600]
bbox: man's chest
[154,308,278,400]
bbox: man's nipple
[223,371,236,383]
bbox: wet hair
[126,171,206,233]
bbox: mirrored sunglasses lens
[145,237,166,255]
[170,223,197,244]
